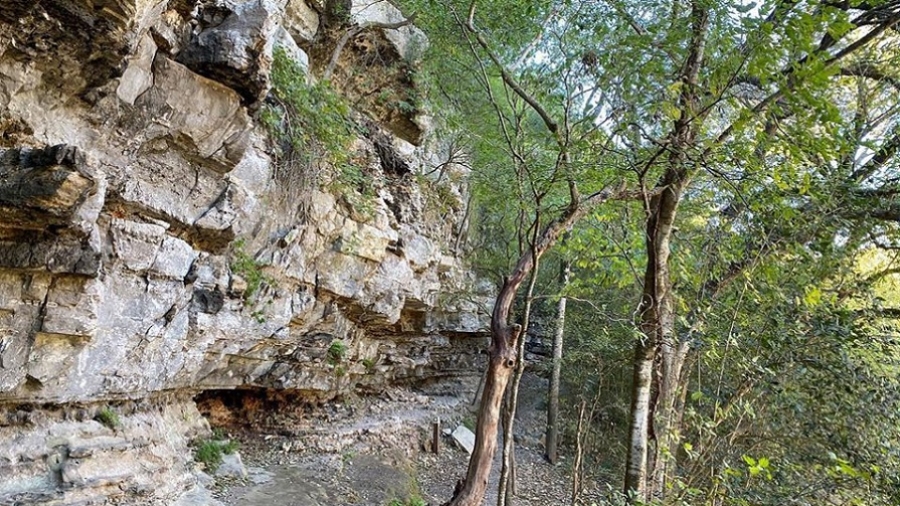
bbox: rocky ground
[207,373,596,506]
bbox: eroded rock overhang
[0,1,491,503]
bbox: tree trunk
[447,185,635,506]
[498,261,540,506]
[546,259,570,464]
[649,341,691,497]
[570,399,587,506]
[625,174,687,502]
[451,330,519,506]
[624,5,708,499]
[624,339,656,500]
[497,266,540,506]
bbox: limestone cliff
[0,1,490,504]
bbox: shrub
[95,407,120,429]
[328,340,348,364]
[262,48,376,216]
[230,239,273,301]
[266,48,354,161]
[387,497,427,506]
[194,438,239,473]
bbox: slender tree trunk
[624,5,708,500]
[570,399,587,506]
[546,259,570,465]
[625,170,687,502]
[499,397,518,506]
[649,341,690,497]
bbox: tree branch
[464,2,560,139]
[849,126,900,182]
[324,17,416,80]
[839,64,900,92]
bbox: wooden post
[433,419,441,455]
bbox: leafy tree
[399,0,900,504]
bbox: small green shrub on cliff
[264,48,354,165]
[263,48,376,216]
[95,407,120,429]
[194,437,239,472]
[230,239,273,301]
[416,174,461,217]
[336,162,376,217]
[328,340,348,364]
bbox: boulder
[450,425,476,455]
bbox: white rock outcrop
[0,1,491,504]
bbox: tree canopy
[395,0,900,504]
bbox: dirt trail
[215,374,583,506]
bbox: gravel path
[214,374,588,506]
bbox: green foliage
[361,358,376,371]
[230,239,273,301]
[194,441,224,472]
[397,1,900,504]
[95,407,120,430]
[263,48,376,213]
[327,340,347,365]
[386,498,426,506]
[335,162,376,218]
[266,48,354,162]
[416,174,462,218]
[194,433,239,473]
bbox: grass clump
[95,407,120,429]
[194,432,239,473]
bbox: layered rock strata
[0,1,490,503]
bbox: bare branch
[849,127,900,182]
[324,17,416,80]
[464,3,560,139]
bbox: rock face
[0,1,490,504]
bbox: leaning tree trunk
[546,258,570,464]
[448,190,626,506]
[447,249,538,506]
[449,321,520,506]
[498,259,540,506]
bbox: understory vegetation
[194,431,240,473]
[396,1,900,505]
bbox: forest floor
[211,373,600,506]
